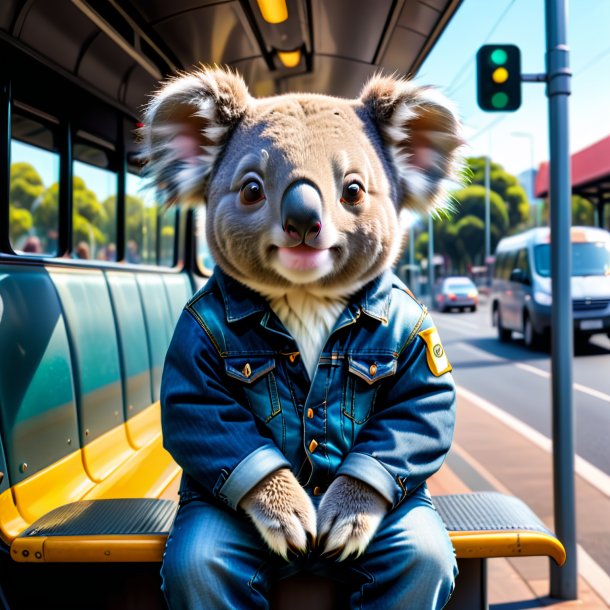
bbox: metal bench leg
[445,558,488,610]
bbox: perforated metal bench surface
[12,499,178,563]
[11,492,565,567]
[433,492,565,565]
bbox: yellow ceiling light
[256,0,288,24]
[277,49,301,68]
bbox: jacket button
[242,363,252,378]
[369,363,377,376]
[307,408,314,419]
[313,486,323,496]
[308,439,319,453]
[288,352,299,364]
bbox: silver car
[436,277,479,312]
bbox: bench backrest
[0,263,192,526]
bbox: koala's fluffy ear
[140,67,250,203]
[360,74,463,214]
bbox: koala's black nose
[281,180,322,244]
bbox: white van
[491,226,610,349]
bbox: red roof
[534,134,610,198]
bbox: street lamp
[512,131,539,226]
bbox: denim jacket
[161,268,456,511]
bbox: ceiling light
[277,49,301,68]
[256,0,288,24]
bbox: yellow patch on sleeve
[418,327,452,377]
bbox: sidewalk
[429,389,610,609]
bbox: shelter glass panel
[9,114,60,256]
[72,144,117,262]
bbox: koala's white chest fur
[267,291,348,378]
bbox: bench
[0,262,565,610]
[0,262,191,566]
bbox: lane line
[434,315,483,332]
[450,425,610,604]
[579,545,610,605]
[452,341,610,404]
[457,384,610,499]
[516,362,610,403]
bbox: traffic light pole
[545,0,577,600]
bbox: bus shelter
[535,134,610,228]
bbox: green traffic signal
[490,48,508,65]
[477,44,521,112]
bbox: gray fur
[317,476,389,561]
[240,468,316,559]
[141,67,462,560]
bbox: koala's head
[142,67,462,296]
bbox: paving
[429,390,610,609]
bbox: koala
[146,67,461,607]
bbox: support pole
[428,214,434,306]
[484,154,491,261]
[545,0,577,599]
[409,223,417,297]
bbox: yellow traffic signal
[477,44,522,111]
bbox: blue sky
[416,0,610,179]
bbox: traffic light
[476,44,521,111]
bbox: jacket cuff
[337,452,399,506]
[217,445,291,510]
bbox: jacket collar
[214,269,268,323]
[213,267,393,325]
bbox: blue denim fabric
[160,267,457,607]
[161,485,457,610]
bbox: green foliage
[412,156,530,274]
[33,182,59,234]
[540,194,596,226]
[9,206,33,239]
[10,162,44,210]
[455,215,485,264]
[10,162,155,260]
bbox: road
[433,298,610,477]
[430,297,610,588]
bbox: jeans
[161,485,457,610]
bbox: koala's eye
[240,180,266,205]
[340,181,365,206]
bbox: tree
[465,156,530,231]
[10,163,44,210]
[540,194,596,226]
[9,207,33,240]
[455,216,485,265]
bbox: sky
[415,0,610,181]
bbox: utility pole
[409,223,417,298]
[484,154,491,261]
[428,214,434,307]
[546,0,577,599]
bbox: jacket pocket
[225,357,282,423]
[343,355,397,424]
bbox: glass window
[493,253,505,279]
[535,242,610,277]
[514,248,531,276]
[72,144,117,261]
[195,207,215,275]
[126,173,157,265]
[159,206,178,267]
[9,115,60,255]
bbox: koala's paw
[240,469,316,560]
[317,476,389,562]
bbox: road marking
[434,315,481,331]
[457,384,610,499]
[579,544,610,605]
[516,362,610,403]
[450,418,610,604]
